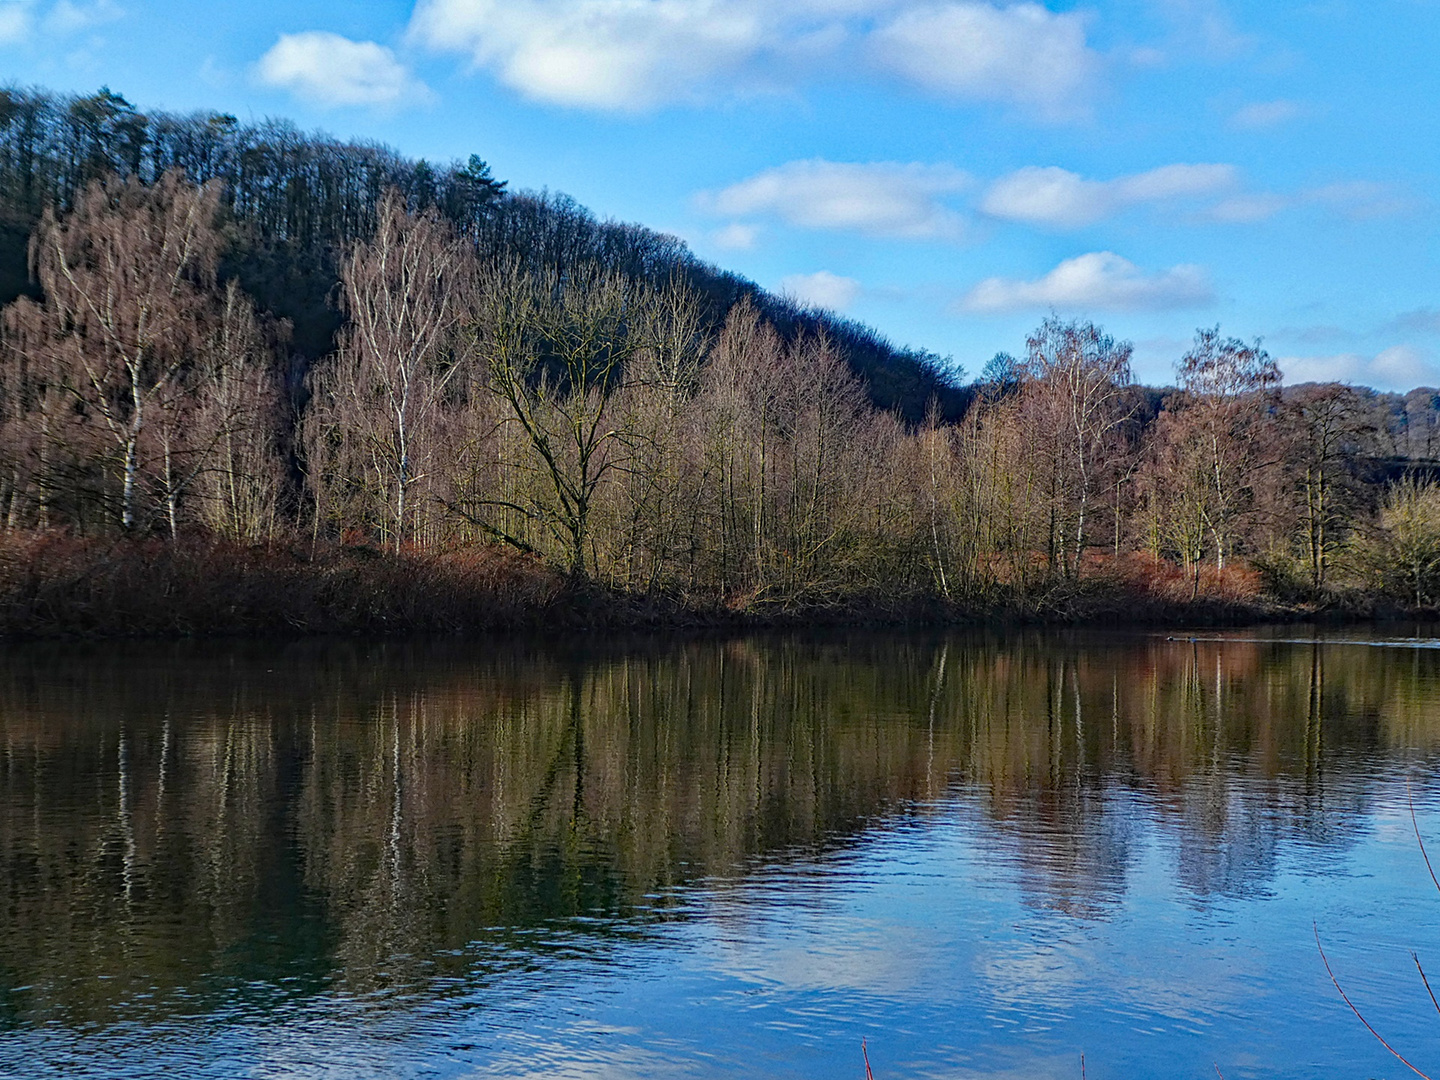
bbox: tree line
[0,85,957,417]
[2,93,1440,611]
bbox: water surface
[2,629,1439,1078]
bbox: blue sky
[1,0,1436,389]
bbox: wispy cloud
[409,0,1105,117]
[1267,323,1358,347]
[780,270,863,312]
[1204,180,1411,223]
[979,161,1406,229]
[867,2,1100,121]
[960,251,1213,313]
[1271,312,1440,350]
[1229,99,1308,130]
[0,0,121,45]
[1308,180,1414,220]
[705,155,1406,245]
[1203,192,1293,223]
[710,222,760,251]
[980,163,1237,228]
[702,159,972,240]
[256,32,430,109]
[1145,0,1258,64]
[1279,345,1437,389]
[0,1,33,44]
[1386,308,1440,336]
[42,0,119,35]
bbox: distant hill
[0,85,967,422]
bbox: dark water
[2,629,1439,1079]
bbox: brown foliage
[0,529,563,637]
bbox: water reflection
[1,630,1438,1074]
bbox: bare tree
[1171,327,1281,570]
[306,191,471,550]
[691,299,787,600]
[1024,318,1134,578]
[1366,478,1440,607]
[603,274,708,591]
[1142,406,1217,596]
[27,170,225,531]
[194,281,289,542]
[464,259,662,578]
[1282,383,1375,592]
[0,297,67,529]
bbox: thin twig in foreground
[1315,923,1433,1079]
[1416,952,1440,1019]
[1408,777,1440,897]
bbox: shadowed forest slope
[0,86,963,421]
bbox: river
[1,629,1438,1078]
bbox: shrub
[1354,478,1440,608]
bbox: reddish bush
[0,530,565,637]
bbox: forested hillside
[0,86,961,419]
[1,84,1439,634]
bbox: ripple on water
[3,631,1440,1078]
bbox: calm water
[2,629,1439,1079]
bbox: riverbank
[0,532,1418,639]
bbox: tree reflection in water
[0,630,1436,1034]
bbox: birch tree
[28,170,225,531]
[307,191,471,549]
[193,281,288,542]
[1024,318,1134,578]
[1171,328,1280,570]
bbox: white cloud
[410,0,772,110]
[780,270,863,312]
[1279,345,1437,389]
[868,2,1099,120]
[710,222,760,250]
[1373,345,1433,385]
[702,159,972,240]
[408,0,1105,116]
[257,32,429,108]
[961,251,1213,313]
[980,163,1236,228]
[1230,99,1306,130]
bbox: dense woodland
[2,85,1440,629]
